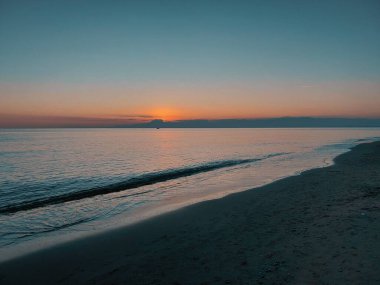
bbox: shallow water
[1,128,380,260]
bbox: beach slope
[1,141,380,284]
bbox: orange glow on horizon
[1,80,380,125]
[148,107,182,121]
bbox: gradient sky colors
[1,0,379,127]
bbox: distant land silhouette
[125,117,380,128]
[2,116,380,128]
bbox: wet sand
[1,141,379,284]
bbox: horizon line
[1,115,380,128]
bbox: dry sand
[0,141,379,285]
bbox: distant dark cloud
[0,114,151,128]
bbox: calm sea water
[1,128,380,260]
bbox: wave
[0,153,286,214]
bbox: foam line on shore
[0,152,287,214]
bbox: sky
[0,0,379,127]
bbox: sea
[1,128,380,260]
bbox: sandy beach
[0,141,379,285]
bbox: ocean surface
[1,128,380,260]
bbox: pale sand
[0,141,379,284]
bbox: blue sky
[1,0,379,83]
[0,0,379,125]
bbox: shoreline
[0,144,343,262]
[1,141,379,284]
